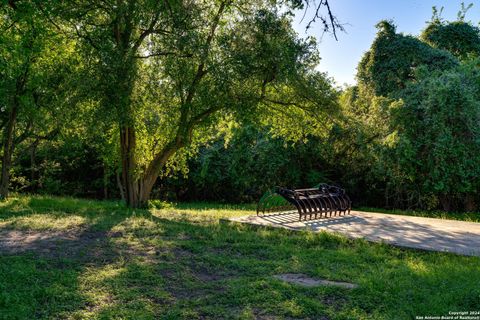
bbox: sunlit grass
[356,206,480,222]
[0,214,88,231]
[0,195,479,319]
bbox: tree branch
[142,1,231,188]
[184,0,229,105]
[134,51,193,59]
[132,3,162,52]
[14,121,32,145]
[304,0,345,40]
[72,23,100,51]
[33,128,60,141]
[189,105,223,126]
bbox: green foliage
[0,1,82,200]
[357,20,457,97]
[162,124,335,202]
[328,86,396,205]
[421,20,480,59]
[12,138,111,198]
[0,2,77,131]
[0,0,341,206]
[57,0,337,207]
[379,62,480,209]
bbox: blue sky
[293,0,480,86]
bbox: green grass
[0,195,479,319]
[355,206,480,222]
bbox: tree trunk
[0,104,18,200]
[439,194,452,212]
[120,125,142,207]
[116,170,125,202]
[118,125,182,209]
[29,139,39,192]
[103,162,108,199]
[464,193,476,212]
[123,142,180,208]
[137,140,182,207]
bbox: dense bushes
[157,125,337,203]
[347,19,480,211]
[377,63,480,210]
[11,138,113,199]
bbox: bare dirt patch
[0,228,108,258]
[194,268,230,282]
[274,273,358,289]
[251,308,321,320]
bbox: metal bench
[257,183,351,221]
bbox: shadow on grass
[0,197,479,319]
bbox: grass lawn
[355,206,480,223]
[0,195,479,319]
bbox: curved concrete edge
[222,211,480,258]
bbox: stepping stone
[274,273,358,289]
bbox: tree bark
[116,170,125,202]
[120,125,141,207]
[29,139,39,192]
[137,141,180,207]
[0,103,18,200]
[103,162,108,199]
[464,193,476,212]
[439,194,452,212]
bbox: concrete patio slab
[226,211,480,257]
